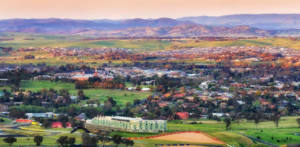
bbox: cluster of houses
[136,46,300,64]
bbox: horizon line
[1,13,300,21]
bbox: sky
[0,0,300,20]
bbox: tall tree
[34,135,43,146]
[270,113,281,129]
[97,132,110,147]
[82,133,98,147]
[56,136,68,147]
[254,115,260,129]
[68,137,76,146]
[223,118,231,130]
[112,135,122,147]
[3,137,17,146]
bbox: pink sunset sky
[0,0,299,19]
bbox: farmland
[2,33,300,66]
[20,80,152,106]
[1,33,300,51]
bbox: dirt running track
[151,132,222,144]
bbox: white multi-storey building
[86,116,167,133]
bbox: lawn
[0,117,13,125]
[1,116,299,146]
[0,86,10,91]
[1,129,51,136]
[0,130,83,146]
[102,117,300,146]
[165,116,300,146]
[20,80,152,106]
[209,132,254,147]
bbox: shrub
[34,135,43,146]
[271,137,274,140]
[277,140,280,142]
[124,94,127,96]
[3,137,17,146]
[260,130,263,132]
[257,136,260,140]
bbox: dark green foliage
[34,135,43,146]
[112,135,122,147]
[3,137,17,146]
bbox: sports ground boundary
[126,131,226,144]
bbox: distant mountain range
[178,14,300,30]
[0,18,195,33]
[73,25,300,37]
[2,14,300,36]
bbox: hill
[2,15,300,36]
[0,18,195,34]
[178,14,300,30]
[74,25,300,37]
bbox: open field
[0,86,10,91]
[111,116,300,146]
[2,117,298,146]
[167,116,300,146]
[145,132,223,144]
[0,117,13,125]
[209,132,254,147]
[20,80,152,106]
[3,33,300,66]
[0,129,83,147]
[2,33,300,50]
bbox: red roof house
[173,94,186,99]
[176,112,189,120]
[52,122,71,128]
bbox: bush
[34,135,43,146]
[124,94,127,96]
[3,137,17,146]
[190,122,198,124]
[277,140,280,142]
[260,130,263,132]
[257,136,260,140]
[271,137,274,140]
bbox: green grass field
[20,80,152,106]
[1,116,299,146]
[0,117,13,125]
[0,129,83,147]
[2,33,300,50]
